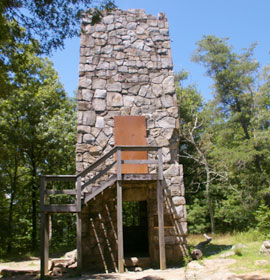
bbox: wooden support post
[76,212,82,275]
[40,176,49,279]
[158,147,163,181]
[117,147,122,181]
[41,213,49,279]
[117,180,124,273]
[157,180,166,270]
[76,176,81,212]
[76,176,82,275]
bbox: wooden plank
[122,174,158,181]
[157,180,166,270]
[40,176,46,212]
[81,161,116,191]
[78,146,117,178]
[76,176,82,212]
[122,160,158,165]
[158,147,164,181]
[43,204,77,213]
[44,175,77,182]
[40,213,49,279]
[98,213,118,272]
[117,148,122,181]
[76,213,82,275]
[84,175,117,204]
[117,181,124,273]
[45,189,77,195]
[114,116,148,174]
[117,145,159,151]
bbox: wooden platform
[40,145,166,278]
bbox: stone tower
[76,8,187,271]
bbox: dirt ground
[1,258,270,280]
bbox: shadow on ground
[201,244,233,257]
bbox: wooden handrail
[43,175,77,182]
[81,161,117,191]
[42,146,161,181]
[77,146,118,178]
[41,145,163,202]
[116,145,161,151]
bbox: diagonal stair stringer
[83,175,117,205]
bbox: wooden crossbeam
[43,204,77,213]
[45,189,77,195]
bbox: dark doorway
[123,201,149,257]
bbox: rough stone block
[162,76,175,94]
[92,78,106,89]
[107,92,123,107]
[83,134,95,144]
[172,196,186,206]
[93,98,106,111]
[95,116,105,128]
[82,111,96,126]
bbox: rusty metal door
[114,116,148,174]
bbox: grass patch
[188,232,270,274]
[0,251,39,263]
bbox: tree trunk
[7,184,15,253]
[7,153,18,253]
[31,159,37,252]
[205,165,215,234]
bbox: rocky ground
[1,258,270,280]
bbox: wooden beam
[43,204,77,213]
[122,174,158,181]
[81,161,116,191]
[84,175,117,205]
[40,213,49,279]
[117,148,122,181]
[44,175,77,182]
[117,181,124,273]
[45,189,77,195]
[76,176,81,212]
[122,159,158,165]
[158,147,163,181]
[40,176,46,212]
[117,145,160,151]
[78,146,117,177]
[157,180,166,270]
[76,212,82,275]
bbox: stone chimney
[77,8,187,271]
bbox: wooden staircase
[40,145,165,278]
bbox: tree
[0,0,116,98]
[0,0,116,53]
[0,45,76,252]
[191,36,270,231]
[176,72,227,234]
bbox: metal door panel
[114,116,148,174]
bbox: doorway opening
[123,201,149,257]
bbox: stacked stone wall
[77,8,187,271]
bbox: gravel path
[1,258,270,279]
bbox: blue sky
[50,0,270,101]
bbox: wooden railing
[40,145,163,213]
[40,145,164,277]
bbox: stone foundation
[77,8,187,272]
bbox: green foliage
[186,199,210,233]
[123,201,140,227]
[1,0,116,53]
[180,35,270,235]
[254,202,270,239]
[0,42,76,254]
